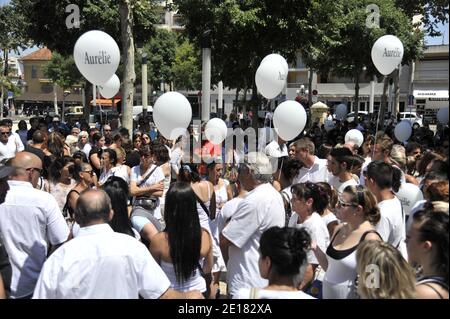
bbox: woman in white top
[150,182,213,295]
[206,161,229,298]
[178,163,217,298]
[234,226,315,299]
[153,143,171,222]
[110,147,131,185]
[312,185,382,299]
[98,148,117,186]
[289,182,330,298]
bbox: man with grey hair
[220,152,285,298]
[292,137,329,184]
[33,189,203,299]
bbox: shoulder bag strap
[137,165,159,187]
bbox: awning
[90,98,121,106]
[413,90,449,99]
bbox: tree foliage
[171,39,202,91]
[43,52,83,90]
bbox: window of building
[158,12,166,24]
[41,84,53,94]
[399,101,405,112]
[173,14,183,26]
[31,65,38,78]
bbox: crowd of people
[0,110,448,299]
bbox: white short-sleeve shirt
[222,183,285,298]
[293,156,329,184]
[0,181,69,298]
[33,224,170,299]
[131,164,165,219]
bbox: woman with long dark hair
[48,156,75,211]
[150,182,213,295]
[407,207,449,299]
[102,177,137,238]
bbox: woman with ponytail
[365,161,407,258]
[312,185,382,299]
[407,208,449,299]
[289,182,330,297]
[234,226,315,299]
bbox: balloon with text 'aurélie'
[99,74,120,99]
[345,129,364,148]
[74,30,120,85]
[273,100,307,141]
[255,55,287,99]
[261,54,289,77]
[371,35,404,76]
[153,92,192,140]
[394,120,412,142]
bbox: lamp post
[62,89,71,122]
[201,29,212,122]
[142,52,148,118]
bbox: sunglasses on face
[0,131,11,136]
[26,167,43,175]
[83,170,94,176]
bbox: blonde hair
[356,240,416,299]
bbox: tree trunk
[3,50,8,77]
[0,85,4,121]
[354,72,360,113]
[242,87,248,114]
[53,83,59,115]
[308,67,313,108]
[379,76,390,132]
[251,82,258,130]
[393,68,401,117]
[120,0,136,133]
[83,82,92,123]
[234,88,239,113]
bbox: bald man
[34,189,203,299]
[0,152,69,298]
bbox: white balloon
[255,59,286,99]
[98,74,120,99]
[153,92,192,140]
[324,120,335,132]
[395,183,424,216]
[205,118,228,145]
[345,129,364,148]
[437,107,449,124]
[371,35,404,76]
[261,54,289,76]
[74,30,120,85]
[335,104,348,120]
[273,100,307,141]
[394,120,412,142]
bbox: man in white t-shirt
[33,190,202,299]
[264,136,288,159]
[292,137,328,184]
[0,125,24,163]
[0,152,69,298]
[328,147,358,193]
[365,161,407,258]
[220,152,285,298]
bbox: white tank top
[160,260,206,293]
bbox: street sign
[7,91,13,99]
[312,95,318,103]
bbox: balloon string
[372,75,385,158]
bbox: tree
[395,0,449,37]
[174,0,313,127]
[11,0,157,130]
[43,52,83,119]
[172,39,202,91]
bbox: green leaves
[43,52,83,90]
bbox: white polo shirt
[33,224,170,299]
[293,156,329,184]
[222,183,285,298]
[0,181,69,298]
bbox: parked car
[346,111,369,122]
[94,108,119,124]
[132,105,153,121]
[399,112,423,127]
[64,106,84,122]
